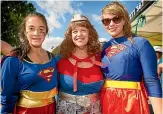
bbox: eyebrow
[27,25,45,28]
[39,26,45,28]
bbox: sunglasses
[101,16,123,26]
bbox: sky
[28,0,141,52]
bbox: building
[130,0,162,46]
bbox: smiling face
[25,16,47,48]
[101,2,132,38]
[71,26,89,49]
[102,13,125,38]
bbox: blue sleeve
[1,57,20,113]
[139,40,162,97]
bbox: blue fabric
[1,55,58,113]
[59,74,104,95]
[101,36,162,97]
[158,58,162,65]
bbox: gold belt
[17,87,58,108]
[104,80,141,90]
[60,92,100,107]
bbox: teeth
[109,28,116,32]
[109,28,115,30]
[76,38,84,41]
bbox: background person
[1,40,14,55]
[153,45,162,83]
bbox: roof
[131,1,162,46]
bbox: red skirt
[14,102,56,114]
[100,87,150,114]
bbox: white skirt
[56,92,101,114]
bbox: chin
[76,44,87,50]
[109,32,117,37]
[77,45,84,48]
[31,44,42,48]
[109,32,121,38]
[75,43,87,48]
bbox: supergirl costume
[56,54,104,114]
[100,36,162,114]
[1,52,58,114]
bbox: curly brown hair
[60,17,101,58]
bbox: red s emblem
[105,44,126,58]
[38,67,55,82]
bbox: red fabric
[57,54,103,83]
[141,79,149,100]
[100,87,150,114]
[57,54,103,92]
[71,54,94,92]
[14,102,56,114]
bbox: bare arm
[150,62,162,114]
[149,97,162,114]
[157,63,163,78]
[1,40,14,55]
[139,41,162,114]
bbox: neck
[112,31,124,38]
[76,45,87,50]
[29,47,45,55]
[27,47,49,64]
[73,47,88,59]
[75,46,87,52]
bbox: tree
[52,45,61,57]
[1,1,36,47]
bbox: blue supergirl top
[1,53,58,113]
[101,36,162,97]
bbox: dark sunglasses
[101,16,123,26]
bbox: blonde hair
[102,1,132,39]
[60,17,101,58]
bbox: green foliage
[1,1,36,47]
[52,45,61,57]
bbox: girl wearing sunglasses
[100,2,162,114]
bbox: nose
[109,20,115,26]
[33,30,39,35]
[77,31,82,36]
